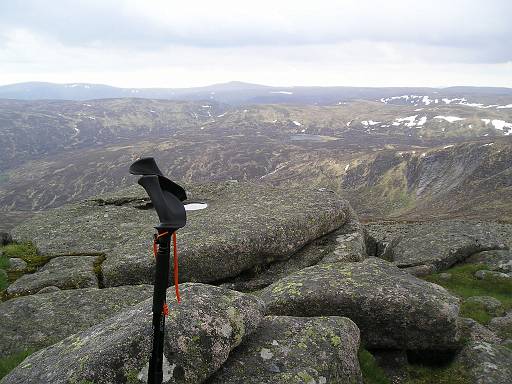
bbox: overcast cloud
[0,0,511,87]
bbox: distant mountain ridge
[1,81,512,105]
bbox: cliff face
[341,140,512,221]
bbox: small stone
[488,313,512,340]
[439,272,452,280]
[465,296,505,318]
[8,258,27,272]
[475,270,511,280]
[260,348,273,360]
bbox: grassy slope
[425,264,512,325]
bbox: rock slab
[466,249,512,273]
[260,257,460,350]
[457,341,512,384]
[6,255,100,296]
[11,183,349,287]
[366,221,510,274]
[0,285,153,357]
[220,206,367,292]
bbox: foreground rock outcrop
[260,257,460,350]
[11,182,349,287]
[1,283,265,384]
[208,315,362,384]
[0,285,153,357]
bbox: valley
[1,83,512,231]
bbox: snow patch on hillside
[395,115,418,127]
[381,95,512,109]
[361,120,381,126]
[434,116,465,123]
[490,120,512,135]
[417,116,427,126]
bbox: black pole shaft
[148,230,172,384]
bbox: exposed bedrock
[365,220,511,275]
[220,204,367,292]
[457,342,512,384]
[11,182,350,287]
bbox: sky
[0,0,511,88]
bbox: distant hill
[1,81,512,105]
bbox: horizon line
[1,80,512,90]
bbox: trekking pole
[148,229,171,384]
[129,157,187,384]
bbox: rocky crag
[1,182,511,383]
